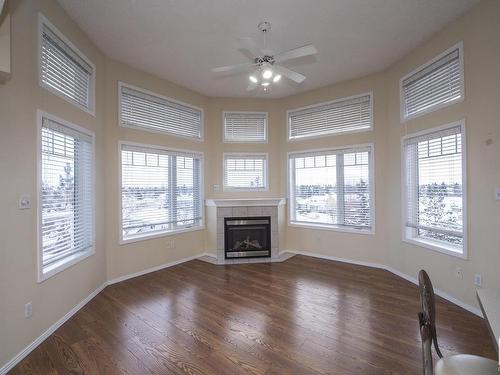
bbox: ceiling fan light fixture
[273,74,282,83]
[249,75,258,83]
[262,69,273,79]
[261,82,270,87]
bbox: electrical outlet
[474,274,482,287]
[19,195,31,209]
[166,239,175,249]
[25,302,32,318]
[496,189,500,201]
[456,266,463,280]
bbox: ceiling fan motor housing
[258,21,271,33]
[254,55,275,66]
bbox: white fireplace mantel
[205,198,286,207]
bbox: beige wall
[205,97,285,199]
[2,0,500,370]
[383,0,500,307]
[0,0,107,368]
[281,73,389,265]
[103,59,210,280]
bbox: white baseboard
[2,249,482,373]
[0,252,205,374]
[283,250,482,317]
[0,283,106,375]
[106,253,205,285]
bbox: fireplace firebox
[224,217,271,259]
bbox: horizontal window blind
[121,144,202,241]
[224,112,267,142]
[402,45,462,119]
[288,94,372,140]
[403,124,464,250]
[120,85,203,140]
[289,146,372,230]
[40,116,93,272]
[40,21,94,111]
[224,154,267,190]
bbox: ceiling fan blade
[274,65,306,83]
[274,44,318,63]
[212,62,254,74]
[238,37,264,57]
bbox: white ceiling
[57,0,478,99]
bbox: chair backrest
[418,311,434,375]
[418,270,443,359]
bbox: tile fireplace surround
[204,198,288,265]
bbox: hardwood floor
[10,255,496,374]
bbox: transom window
[288,145,373,232]
[120,143,203,242]
[119,83,203,140]
[38,111,94,281]
[287,93,372,141]
[223,112,267,142]
[400,42,464,121]
[223,154,268,191]
[39,14,95,114]
[402,122,466,257]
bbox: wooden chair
[417,270,498,375]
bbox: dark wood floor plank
[9,255,496,374]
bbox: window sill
[288,221,374,235]
[403,237,466,259]
[38,247,95,283]
[223,187,269,193]
[120,225,205,245]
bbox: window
[223,112,267,142]
[39,14,95,114]
[402,121,466,257]
[119,83,203,140]
[288,145,373,232]
[38,111,94,281]
[120,143,203,243]
[400,42,464,121]
[223,154,268,191]
[287,93,372,141]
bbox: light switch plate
[213,184,221,192]
[496,189,500,201]
[19,195,31,209]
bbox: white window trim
[400,120,468,259]
[287,143,376,235]
[222,111,268,143]
[400,41,465,123]
[38,13,96,116]
[118,140,205,245]
[286,92,373,142]
[37,110,96,283]
[222,152,269,192]
[118,81,204,142]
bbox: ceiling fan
[211,22,318,91]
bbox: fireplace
[224,217,271,259]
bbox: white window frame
[400,120,467,259]
[222,111,268,143]
[287,143,375,235]
[118,82,204,141]
[223,153,269,192]
[38,13,96,116]
[286,92,373,142]
[400,41,464,123]
[37,110,96,282]
[118,141,205,245]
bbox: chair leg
[432,332,443,359]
